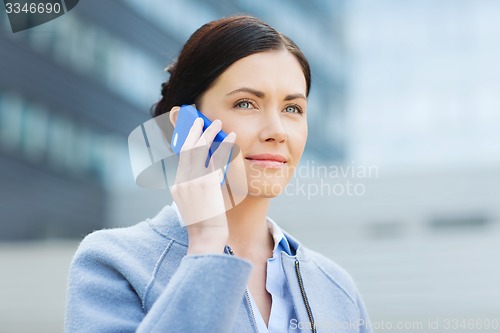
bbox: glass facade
[0,0,348,241]
[0,92,120,181]
[345,0,500,168]
[13,14,164,110]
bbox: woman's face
[197,49,308,197]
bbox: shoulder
[75,221,161,259]
[65,206,191,326]
[71,204,187,275]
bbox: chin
[247,178,288,198]
[247,191,283,199]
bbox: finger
[210,132,236,172]
[195,119,222,150]
[176,144,209,183]
[178,118,204,176]
[192,119,223,169]
[180,117,204,153]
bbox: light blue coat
[65,205,373,333]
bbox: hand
[171,114,236,255]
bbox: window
[0,94,24,151]
[22,104,49,162]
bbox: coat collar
[147,204,310,262]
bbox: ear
[169,106,180,126]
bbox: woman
[65,16,373,333]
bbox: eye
[234,99,255,109]
[284,105,303,115]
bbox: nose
[259,110,287,143]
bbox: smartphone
[171,105,228,156]
[170,104,231,185]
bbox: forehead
[210,50,307,95]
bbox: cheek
[220,118,253,151]
[288,123,308,157]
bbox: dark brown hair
[152,15,311,118]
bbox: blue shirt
[247,217,294,333]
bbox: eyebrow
[226,87,306,101]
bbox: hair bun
[161,81,170,98]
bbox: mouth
[244,153,287,168]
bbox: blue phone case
[170,105,231,185]
[171,105,228,155]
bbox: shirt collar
[171,201,185,226]
[266,216,293,256]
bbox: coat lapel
[282,253,362,333]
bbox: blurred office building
[0,0,345,240]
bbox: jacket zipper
[295,259,317,333]
[226,246,259,333]
[245,287,259,333]
[227,246,316,333]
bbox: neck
[226,196,274,260]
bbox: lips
[245,153,287,163]
[245,153,287,169]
